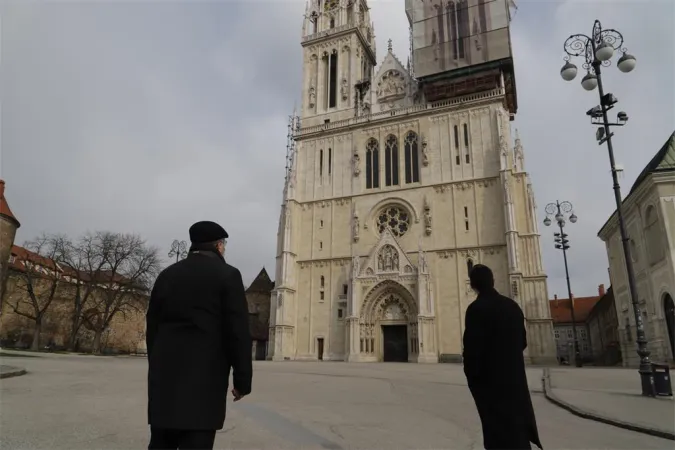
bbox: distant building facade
[549,286,604,363]
[598,131,675,366]
[586,285,622,366]
[0,245,147,354]
[246,268,274,361]
[0,180,20,306]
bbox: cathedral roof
[0,180,20,228]
[246,267,274,293]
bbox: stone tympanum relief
[376,70,406,103]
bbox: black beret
[189,221,229,244]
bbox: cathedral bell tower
[301,0,377,125]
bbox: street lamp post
[168,240,188,263]
[544,201,582,368]
[559,21,654,396]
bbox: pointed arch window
[320,275,325,288]
[384,135,399,186]
[328,148,332,175]
[645,205,664,264]
[404,131,420,184]
[328,50,338,108]
[366,138,380,189]
[319,149,324,178]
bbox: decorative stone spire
[387,38,392,52]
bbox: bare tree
[84,232,160,354]
[7,235,64,351]
[54,234,107,351]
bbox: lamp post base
[639,367,656,397]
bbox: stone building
[586,286,622,366]
[268,0,555,363]
[0,179,20,304]
[0,244,147,354]
[599,131,675,365]
[549,287,603,363]
[246,267,274,360]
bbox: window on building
[645,205,664,264]
[320,276,325,288]
[554,330,560,339]
[464,206,469,231]
[454,125,460,165]
[320,291,325,300]
[582,344,589,352]
[567,329,573,339]
[384,135,399,186]
[328,51,338,108]
[579,328,586,339]
[343,284,348,295]
[404,131,420,184]
[328,148,332,175]
[446,1,468,59]
[320,220,324,228]
[366,138,380,189]
[319,241,323,250]
[467,258,474,276]
[330,17,335,29]
[319,149,324,177]
[338,308,344,319]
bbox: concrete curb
[541,368,675,441]
[0,366,27,380]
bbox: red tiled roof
[9,244,133,286]
[549,295,601,324]
[0,180,20,227]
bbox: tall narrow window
[467,258,474,275]
[320,291,325,300]
[384,135,399,186]
[330,17,335,29]
[323,54,329,109]
[454,125,460,165]
[319,149,324,177]
[320,276,325,288]
[404,131,420,184]
[463,123,470,164]
[328,148,332,175]
[329,51,338,108]
[343,284,348,295]
[464,206,469,231]
[366,138,380,189]
[320,241,323,250]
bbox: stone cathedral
[269,0,556,364]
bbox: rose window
[376,206,410,237]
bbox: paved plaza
[0,353,672,450]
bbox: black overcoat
[146,250,252,430]
[463,288,542,450]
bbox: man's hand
[231,388,245,402]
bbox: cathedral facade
[269,0,556,364]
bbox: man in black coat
[146,221,252,449]
[463,264,542,450]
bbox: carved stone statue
[277,292,283,308]
[378,245,399,272]
[422,136,429,166]
[352,152,361,176]
[352,256,360,278]
[341,78,348,101]
[504,179,512,204]
[352,212,360,242]
[423,200,432,236]
[308,85,316,108]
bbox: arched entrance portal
[359,280,418,362]
[664,294,675,361]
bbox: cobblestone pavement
[1,353,672,449]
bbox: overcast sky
[1,0,673,298]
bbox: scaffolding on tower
[284,110,300,197]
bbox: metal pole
[592,57,654,395]
[557,202,582,368]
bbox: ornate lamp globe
[560,61,578,81]
[543,217,552,227]
[581,72,598,91]
[569,213,578,224]
[617,53,637,73]
[595,41,614,61]
[555,213,564,223]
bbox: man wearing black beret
[146,221,252,449]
